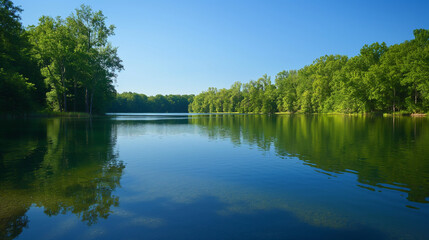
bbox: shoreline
[0,111,93,119]
[1,111,427,118]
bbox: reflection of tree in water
[190,114,429,203]
[0,195,29,240]
[0,118,124,239]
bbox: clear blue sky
[17,0,429,96]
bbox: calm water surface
[1,114,428,239]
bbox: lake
[1,114,428,239]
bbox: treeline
[0,0,122,114]
[108,92,194,113]
[189,30,429,114]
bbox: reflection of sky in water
[8,116,429,240]
[114,129,428,239]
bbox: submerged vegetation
[189,31,429,114]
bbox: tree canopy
[190,30,429,114]
[1,1,122,114]
[2,0,428,115]
[28,4,123,114]
[0,0,45,113]
[109,92,194,113]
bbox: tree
[28,16,74,111]
[401,30,429,112]
[191,29,429,114]
[67,5,123,114]
[230,82,243,112]
[0,0,45,113]
[275,70,298,113]
[110,92,193,113]
[259,74,277,114]
[28,4,123,114]
[366,44,408,113]
[309,55,348,112]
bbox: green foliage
[2,0,429,115]
[109,92,194,113]
[1,1,122,115]
[275,70,298,112]
[28,4,123,114]
[191,30,429,114]
[0,0,45,113]
[0,69,34,112]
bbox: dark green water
[1,114,428,240]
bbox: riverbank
[275,111,428,117]
[2,111,428,118]
[30,111,92,118]
[0,111,93,119]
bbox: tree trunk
[46,65,63,112]
[89,91,94,115]
[63,91,67,112]
[393,88,396,114]
[415,87,418,105]
[57,91,63,112]
[74,78,77,112]
[61,65,67,112]
[85,88,89,113]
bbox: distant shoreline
[1,111,427,119]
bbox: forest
[0,0,191,115]
[0,0,122,114]
[2,0,429,115]
[189,30,429,114]
[108,92,194,113]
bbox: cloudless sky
[17,0,429,95]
